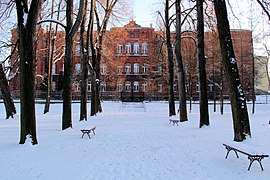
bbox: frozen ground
[0,101,269,180]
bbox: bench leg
[248,157,264,171]
[81,132,91,139]
[225,147,239,159]
[92,130,95,135]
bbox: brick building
[10,21,254,101]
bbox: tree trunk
[175,0,187,122]
[0,63,16,119]
[214,0,251,141]
[79,0,88,121]
[15,0,42,145]
[197,0,209,127]
[62,0,85,130]
[165,0,176,116]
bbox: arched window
[142,63,147,74]
[125,63,131,74]
[134,63,139,74]
[118,64,123,74]
[126,42,131,54]
[117,42,123,54]
[134,42,139,54]
[133,81,139,92]
[142,42,148,54]
[142,82,147,92]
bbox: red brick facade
[10,21,254,101]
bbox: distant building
[10,21,254,101]
[254,56,269,93]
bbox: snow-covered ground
[0,101,269,180]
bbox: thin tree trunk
[44,0,54,114]
[197,0,209,127]
[214,0,251,141]
[175,0,187,122]
[0,63,16,119]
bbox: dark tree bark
[214,0,251,141]
[197,0,209,128]
[0,63,16,119]
[165,0,176,116]
[62,0,85,130]
[79,0,88,121]
[175,0,187,122]
[15,0,43,145]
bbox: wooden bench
[81,126,96,139]
[169,119,180,126]
[223,143,269,171]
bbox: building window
[125,81,131,91]
[101,63,106,75]
[52,82,56,91]
[125,63,131,74]
[142,63,147,74]
[88,81,92,92]
[174,83,178,92]
[117,82,123,92]
[101,82,106,92]
[196,83,200,92]
[134,42,139,54]
[158,64,163,74]
[118,64,122,74]
[142,42,148,54]
[158,83,162,92]
[208,84,214,92]
[185,83,190,92]
[75,63,81,74]
[52,63,56,75]
[117,43,123,54]
[73,81,80,91]
[126,42,131,54]
[134,63,139,74]
[134,81,139,92]
[142,82,147,92]
[75,45,81,56]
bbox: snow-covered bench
[81,126,96,139]
[223,143,269,171]
[169,119,180,126]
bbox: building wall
[10,21,254,100]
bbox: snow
[0,101,269,180]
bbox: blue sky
[133,0,160,27]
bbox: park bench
[169,119,180,126]
[223,143,269,171]
[81,126,96,139]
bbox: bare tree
[197,0,209,127]
[213,0,251,141]
[175,0,188,122]
[15,0,45,145]
[62,0,86,130]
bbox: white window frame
[142,82,147,92]
[142,63,147,74]
[101,63,106,75]
[125,81,131,92]
[134,42,140,54]
[125,63,131,74]
[133,81,139,92]
[126,42,131,54]
[142,42,148,54]
[117,43,123,54]
[134,63,140,74]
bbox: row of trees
[0,0,269,144]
